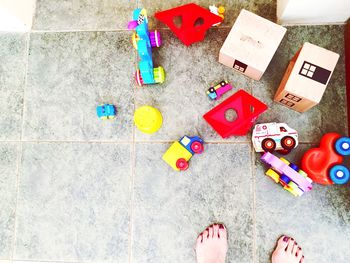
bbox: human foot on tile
[272,236,304,263]
[195,224,228,263]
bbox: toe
[275,235,289,251]
[213,224,219,238]
[292,241,299,255]
[218,224,227,240]
[208,225,214,238]
[196,233,203,246]
[202,230,209,241]
[300,255,305,263]
[296,248,303,261]
[286,238,294,253]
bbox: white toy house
[274,42,340,112]
[219,9,287,80]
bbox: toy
[162,135,204,171]
[346,21,350,133]
[128,8,165,86]
[252,122,298,154]
[96,104,116,120]
[203,89,268,138]
[274,42,339,112]
[261,152,313,196]
[134,106,163,134]
[301,133,350,185]
[209,5,225,26]
[206,80,233,100]
[219,9,286,80]
[154,3,223,46]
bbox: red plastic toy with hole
[203,89,268,138]
[154,3,223,46]
[301,132,350,185]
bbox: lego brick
[219,9,286,80]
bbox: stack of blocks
[219,9,287,80]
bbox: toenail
[283,236,289,242]
[219,224,225,229]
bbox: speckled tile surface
[0,33,27,140]
[255,144,350,263]
[0,1,349,263]
[133,143,253,263]
[33,0,137,30]
[22,32,134,141]
[14,143,131,261]
[0,143,18,259]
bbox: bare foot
[272,236,304,263]
[195,224,228,263]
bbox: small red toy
[203,90,268,138]
[154,3,223,46]
[301,133,350,185]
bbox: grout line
[11,259,92,263]
[250,143,257,263]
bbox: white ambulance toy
[252,122,298,154]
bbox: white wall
[278,0,350,25]
[0,0,36,31]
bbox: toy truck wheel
[262,138,276,152]
[335,137,350,156]
[153,66,165,84]
[149,30,162,47]
[265,169,280,183]
[281,136,296,151]
[329,165,350,184]
[132,33,140,49]
[279,174,291,187]
[135,69,144,86]
[191,141,204,154]
[176,158,189,171]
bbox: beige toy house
[219,9,287,80]
[274,42,339,113]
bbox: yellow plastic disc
[134,106,163,134]
[218,6,225,14]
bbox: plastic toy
[203,89,268,138]
[162,135,204,171]
[261,152,313,196]
[252,122,298,154]
[209,5,225,26]
[134,106,163,134]
[301,133,350,185]
[219,9,286,80]
[154,3,223,46]
[128,8,165,86]
[206,80,233,100]
[96,104,116,120]
[275,42,339,112]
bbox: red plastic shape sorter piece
[301,133,343,185]
[203,89,268,138]
[154,3,223,46]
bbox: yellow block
[265,169,280,183]
[162,141,193,171]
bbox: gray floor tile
[134,29,256,142]
[0,33,27,140]
[0,143,18,258]
[33,0,136,30]
[255,144,350,263]
[14,143,131,261]
[23,32,134,141]
[252,25,347,143]
[132,143,253,263]
[139,0,276,29]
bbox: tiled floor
[0,1,349,263]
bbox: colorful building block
[206,80,233,100]
[203,90,268,138]
[274,42,339,112]
[252,122,298,154]
[96,104,116,120]
[162,136,204,171]
[261,152,313,196]
[128,8,165,86]
[155,3,223,46]
[219,9,286,80]
[301,133,350,185]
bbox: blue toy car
[96,104,116,120]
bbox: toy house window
[299,61,331,85]
[279,99,295,107]
[233,60,247,73]
[285,93,302,102]
[280,127,287,132]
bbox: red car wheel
[191,141,204,154]
[262,138,276,152]
[281,136,296,150]
[176,158,189,171]
[135,70,144,86]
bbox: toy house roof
[220,9,287,72]
[285,42,340,103]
